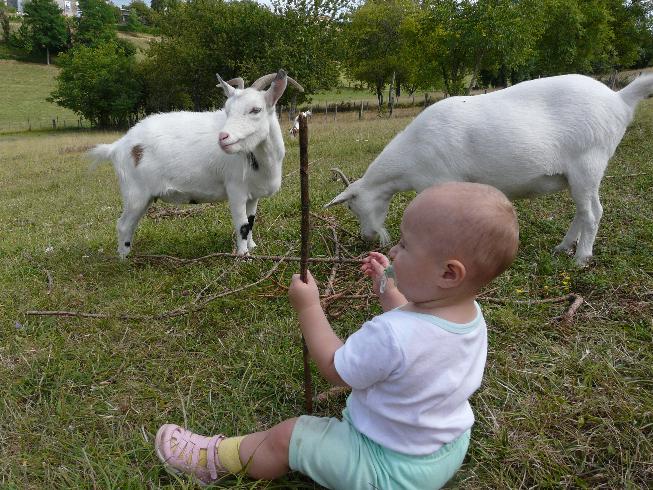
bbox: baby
[154,182,519,489]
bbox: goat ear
[216,73,236,98]
[324,189,353,208]
[264,70,288,107]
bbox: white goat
[88,69,303,257]
[326,74,653,265]
[289,110,312,137]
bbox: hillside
[0,60,81,132]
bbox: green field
[0,60,82,132]
[1,66,652,488]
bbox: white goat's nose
[219,132,230,142]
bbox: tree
[14,0,67,64]
[343,0,416,106]
[141,0,343,113]
[532,0,613,76]
[128,0,154,28]
[150,0,178,14]
[0,4,11,43]
[76,0,118,47]
[49,41,143,128]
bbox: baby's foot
[155,423,227,485]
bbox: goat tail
[87,143,115,171]
[618,74,653,108]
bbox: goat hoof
[574,255,593,268]
[554,244,574,256]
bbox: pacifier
[379,264,396,294]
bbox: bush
[49,41,143,128]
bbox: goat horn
[225,77,244,90]
[286,76,304,93]
[250,70,304,92]
[251,71,283,91]
[330,168,351,187]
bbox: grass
[0,59,82,133]
[1,101,652,489]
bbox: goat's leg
[246,198,259,250]
[228,191,250,256]
[117,196,151,258]
[554,213,581,255]
[568,186,602,267]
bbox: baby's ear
[440,260,466,288]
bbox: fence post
[28,118,31,131]
[359,100,363,120]
[52,119,56,129]
[334,103,337,121]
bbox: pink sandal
[155,423,227,485]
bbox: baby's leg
[239,418,298,479]
[155,418,297,484]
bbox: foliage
[0,3,11,42]
[126,0,154,28]
[76,0,118,47]
[49,41,143,128]
[13,0,67,64]
[150,0,179,14]
[141,0,342,113]
[342,0,417,104]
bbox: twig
[25,256,289,321]
[283,157,323,179]
[479,293,585,324]
[134,252,362,265]
[604,172,646,179]
[324,222,340,297]
[555,294,584,324]
[310,212,360,240]
[147,205,212,221]
[478,293,577,305]
[45,270,53,295]
[314,386,350,403]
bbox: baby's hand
[289,270,321,313]
[361,252,391,296]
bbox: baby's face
[388,210,443,303]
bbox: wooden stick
[299,113,313,414]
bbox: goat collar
[248,152,259,171]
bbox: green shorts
[288,410,470,490]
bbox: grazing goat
[88,69,303,257]
[326,74,653,265]
[289,110,312,137]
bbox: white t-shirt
[334,303,487,455]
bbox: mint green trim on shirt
[393,302,482,334]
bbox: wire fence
[0,116,94,134]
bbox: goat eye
[250,107,262,114]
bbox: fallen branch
[479,293,578,305]
[554,294,584,324]
[479,293,585,324]
[26,256,289,321]
[147,205,212,221]
[134,252,362,265]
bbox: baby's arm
[288,271,348,387]
[361,252,407,311]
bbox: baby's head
[388,182,518,302]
